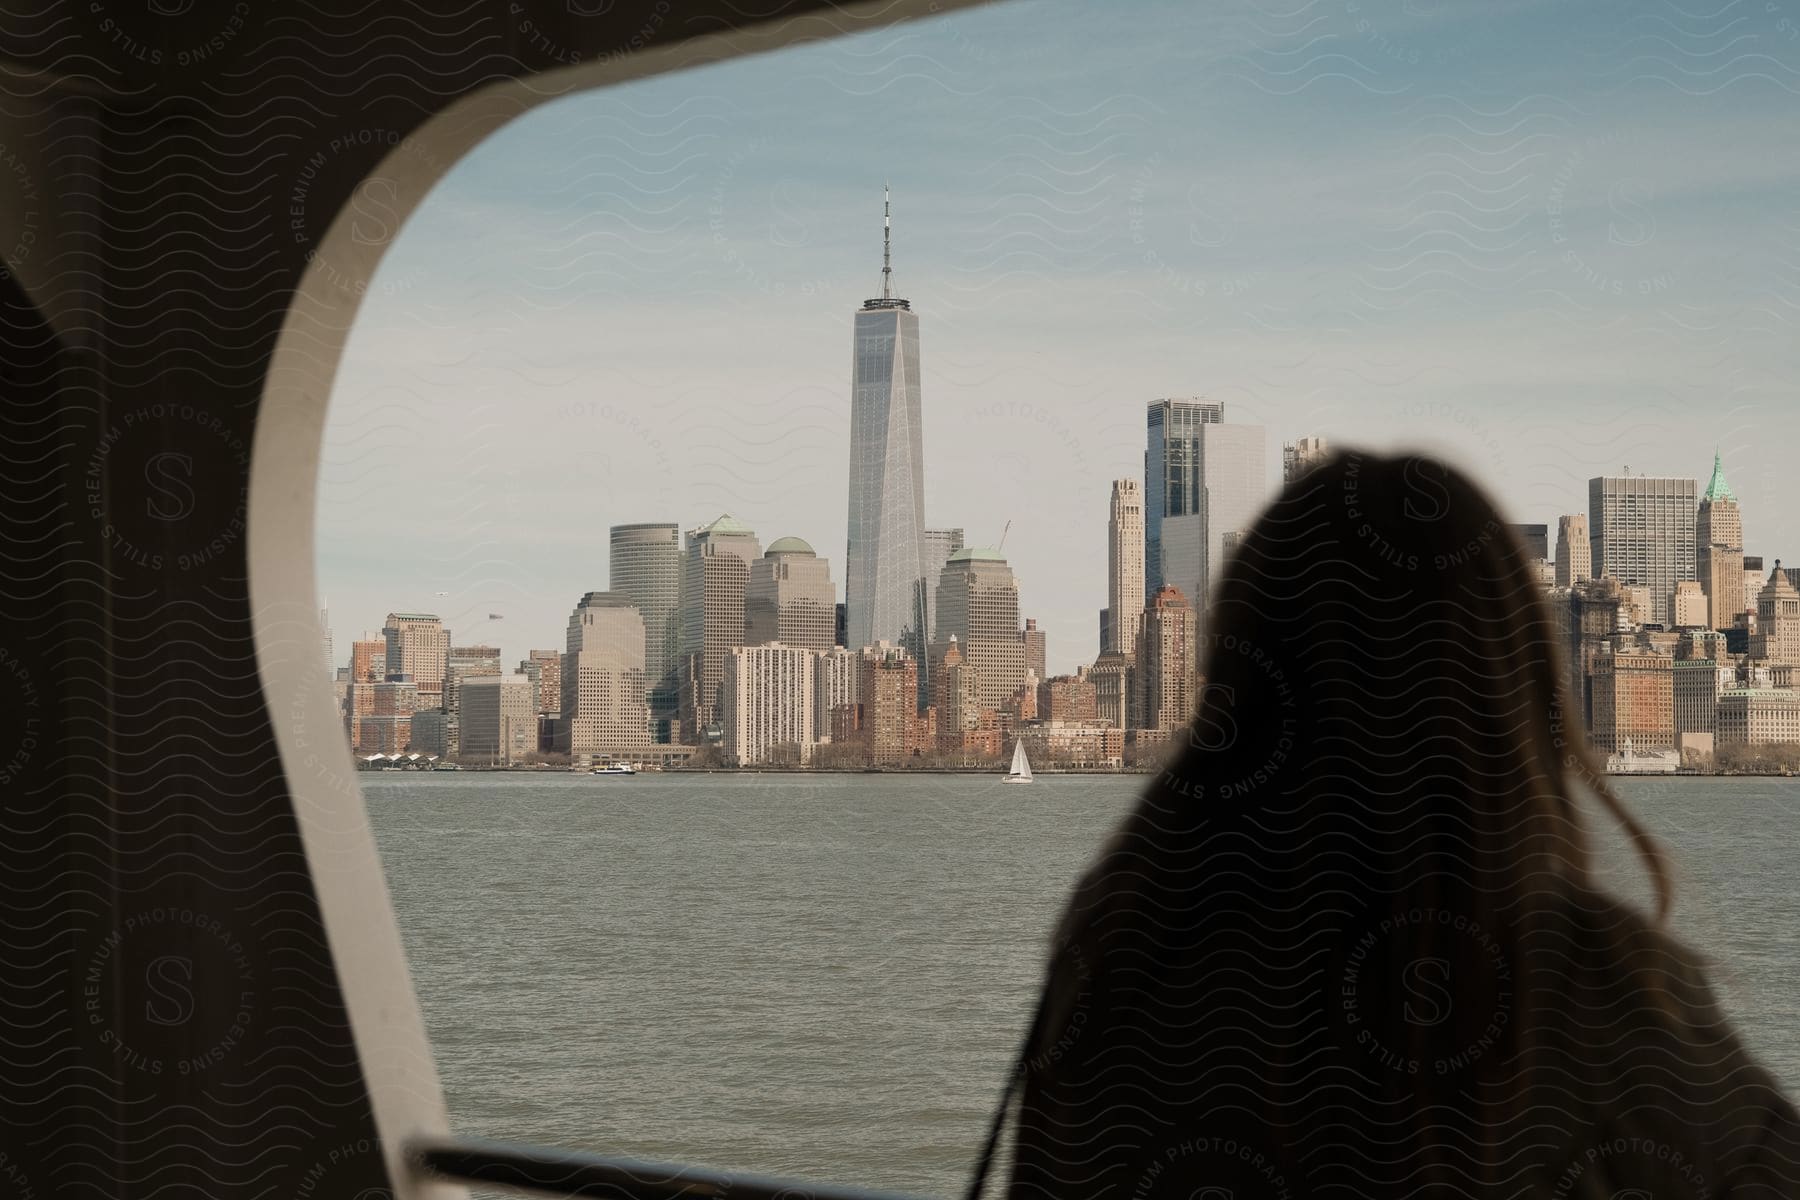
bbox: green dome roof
[947,546,1006,563]
[765,536,815,556]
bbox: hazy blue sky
[319,0,1800,674]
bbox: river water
[367,772,1800,1197]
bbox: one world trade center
[843,189,927,658]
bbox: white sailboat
[1002,738,1034,784]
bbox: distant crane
[998,519,1011,553]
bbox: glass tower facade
[609,522,681,742]
[844,299,926,656]
[1144,399,1265,617]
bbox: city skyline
[316,0,1800,673]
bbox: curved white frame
[247,3,990,1195]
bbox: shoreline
[371,765,1800,779]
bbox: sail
[1008,738,1032,780]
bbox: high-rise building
[442,644,502,758]
[933,547,1024,714]
[1089,650,1133,729]
[1281,436,1329,484]
[721,643,817,766]
[1107,479,1145,657]
[1696,452,1744,632]
[320,605,333,677]
[1674,658,1733,737]
[519,649,561,715]
[844,189,927,658]
[349,638,384,683]
[678,515,760,741]
[1589,647,1675,753]
[560,591,651,765]
[1020,617,1046,683]
[342,638,387,749]
[1038,670,1099,724]
[1716,689,1800,746]
[1135,585,1197,732]
[858,642,922,765]
[610,522,682,741]
[921,527,965,644]
[1588,474,1697,627]
[383,612,449,708]
[1672,581,1710,629]
[747,537,836,655]
[360,676,418,754]
[929,637,980,736]
[460,673,538,766]
[1145,399,1266,616]
[1509,524,1549,563]
[1555,515,1591,587]
[814,646,860,741]
[1750,563,1800,669]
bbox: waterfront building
[383,612,449,709]
[1005,672,1040,724]
[1089,650,1133,729]
[677,515,760,741]
[933,547,1025,714]
[1716,688,1800,746]
[1555,514,1591,587]
[441,644,502,758]
[460,673,538,766]
[1589,647,1675,753]
[361,675,418,755]
[519,649,561,715]
[721,643,816,766]
[844,190,928,657]
[1587,474,1697,627]
[858,642,922,765]
[408,708,447,757]
[610,522,682,741]
[1696,452,1745,632]
[343,638,387,748]
[1020,617,1046,684]
[1281,436,1329,484]
[1019,722,1125,769]
[1673,657,1735,737]
[1135,585,1197,732]
[1145,398,1266,614]
[747,537,836,655]
[1107,479,1145,657]
[560,591,652,765]
[814,645,860,740]
[1038,670,1099,724]
[1751,562,1800,669]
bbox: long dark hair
[994,450,1680,1197]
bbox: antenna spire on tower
[881,184,892,300]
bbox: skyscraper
[747,537,836,654]
[933,547,1024,714]
[1555,514,1591,587]
[1145,399,1266,616]
[721,643,817,766]
[844,189,927,657]
[1020,617,1046,683]
[1588,474,1697,627]
[1107,478,1145,658]
[920,527,964,644]
[1135,584,1197,733]
[1751,563,1800,669]
[610,522,682,741]
[1509,524,1549,563]
[382,612,449,709]
[678,514,760,740]
[460,673,538,766]
[1697,451,1744,631]
[560,591,651,765]
[1281,436,1329,483]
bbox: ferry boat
[591,763,638,776]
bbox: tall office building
[844,190,928,657]
[460,673,538,766]
[721,643,817,766]
[747,537,836,654]
[343,637,387,750]
[933,547,1024,714]
[383,612,449,708]
[678,514,761,740]
[1020,617,1046,683]
[1696,452,1744,631]
[1588,474,1697,627]
[1555,514,1591,587]
[1107,479,1145,657]
[560,591,651,764]
[1135,585,1197,732]
[1282,436,1329,483]
[1509,524,1549,563]
[920,527,964,644]
[1089,650,1133,730]
[1145,399,1266,615]
[814,645,860,739]
[610,522,682,741]
[519,649,561,715]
